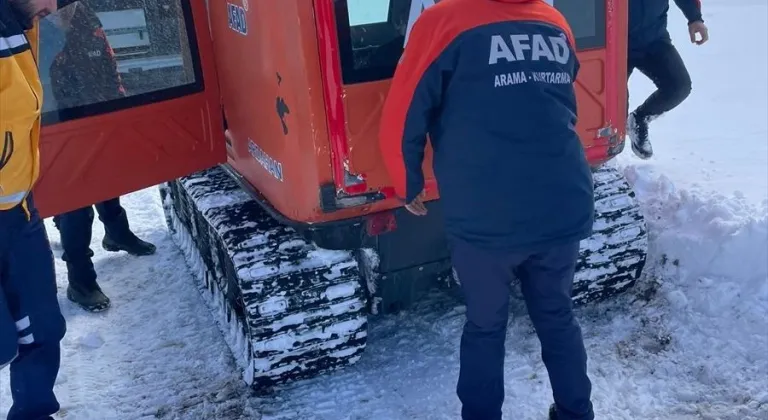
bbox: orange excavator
[34,0,646,389]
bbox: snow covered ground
[621,0,768,205]
[2,1,766,419]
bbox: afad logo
[404,0,555,46]
[227,1,248,35]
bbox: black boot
[102,233,156,256]
[96,198,156,256]
[627,112,653,159]
[548,404,558,420]
[67,284,111,312]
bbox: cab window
[553,0,605,50]
[39,0,203,125]
[334,0,607,84]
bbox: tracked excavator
[34,0,647,389]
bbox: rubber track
[160,164,646,388]
[160,167,368,389]
[572,165,648,303]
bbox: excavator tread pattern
[159,166,368,389]
[572,165,648,304]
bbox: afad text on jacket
[379,0,594,252]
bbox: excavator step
[160,167,368,389]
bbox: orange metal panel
[33,0,225,218]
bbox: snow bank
[621,164,768,419]
[626,164,768,283]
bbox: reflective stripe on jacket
[0,1,42,211]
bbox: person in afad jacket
[48,0,156,313]
[379,0,594,419]
[627,0,709,159]
[0,0,66,418]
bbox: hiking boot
[102,234,156,256]
[627,112,653,159]
[67,284,111,312]
[548,404,558,420]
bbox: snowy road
[2,1,767,419]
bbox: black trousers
[628,38,692,121]
[52,197,131,289]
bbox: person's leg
[0,215,19,370]
[634,39,692,120]
[0,258,19,371]
[96,197,156,256]
[4,201,66,420]
[57,206,110,311]
[450,238,526,420]
[515,241,593,420]
[628,39,693,159]
[58,206,97,289]
[0,287,19,370]
[94,197,130,241]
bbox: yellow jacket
[0,3,42,212]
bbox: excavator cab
[34,0,626,221]
[33,0,644,389]
[211,0,628,227]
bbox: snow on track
[1,162,765,420]
[1,0,766,418]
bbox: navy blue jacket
[629,0,703,52]
[49,4,125,109]
[379,0,594,252]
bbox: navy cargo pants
[52,197,130,288]
[0,195,66,420]
[451,238,594,420]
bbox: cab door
[33,0,224,217]
[553,0,627,165]
[329,0,624,197]
[330,0,440,196]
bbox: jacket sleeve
[92,28,126,97]
[673,0,703,24]
[378,10,456,203]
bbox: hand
[688,21,709,45]
[405,191,428,216]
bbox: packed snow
[2,1,767,419]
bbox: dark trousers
[451,239,593,420]
[53,197,130,289]
[0,195,66,420]
[628,38,692,121]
